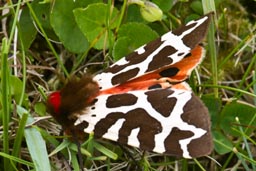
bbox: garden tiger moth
[47,13,213,159]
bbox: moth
[47,13,213,159]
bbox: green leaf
[112,37,132,61]
[39,127,60,147]
[16,105,51,171]
[10,76,29,108]
[213,131,233,155]
[73,3,119,50]
[152,0,173,12]
[50,0,90,53]
[220,101,256,137]
[31,0,59,40]
[201,94,222,128]
[113,23,158,60]
[126,4,144,23]
[68,143,92,157]
[48,139,70,157]
[12,113,28,159]
[34,102,46,116]
[93,141,118,160]
[19,6,37,49]
[75,0,102,7]
[190,0,204,14]
[0,152,34,167]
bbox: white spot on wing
[179,128,207,158]
[175,15,209,40]
[151,89,207,158]
[135,45,146,54]
[128,127,140,147]
[103,118,125,141]
[152,90,192,154]
[93,57,130,90]
[114,57,129,66]
[187,15,208,26]
[93,73,115,90]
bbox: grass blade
[16,105,51,171]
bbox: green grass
[0,0,256,171]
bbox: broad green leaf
[10,76,29,108]
[31,0,59,40]
[19,6,37,49]
[75,0,102,7]
[213,131,233,155]
[73,3,119,50]
[190,0,204,14]
[50,0,90,53]
[113,23,158,60]
[126,4,144,23]
[112,37,132,61]
[34,102,46,116]
[220,101,256,137]
[152,0,173,12]
[201,94,222,128]
[184,14,202,24]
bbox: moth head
[47,91,61,116]
[46,89,89,140]
[46,75,100,124]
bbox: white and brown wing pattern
[75,87,212,158]
[72,13,214,158]
[45,13,212,159]
[94,13,212,90]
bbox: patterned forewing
[94,13,212,90]
[74,88,212,158]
